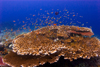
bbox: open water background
[0,0,100,38]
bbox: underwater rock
[2,25,100,67]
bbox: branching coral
[3,51,61,67]
[2,25,100,67]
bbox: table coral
[2,25,100,67]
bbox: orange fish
[37,32,39,34]
[53,24,57,26]
[13,20,15,22]
[23,21,25,23]
[33,15,35,16]
[23,28,26,29]
[76,27,80,30]
[40,9,42,10]
[73,15,75,16]
[11,29,13,31]
[29,29,31,31]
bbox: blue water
[0,1,100,38]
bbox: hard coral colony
[2,25,100,67]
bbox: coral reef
[2,25,100,67]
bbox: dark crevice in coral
[57,36,64,39]
[38,34,45,36]
[70,33,82,36]
[75,30,90,32]
[50,29,58,33]
[36,56,99,67]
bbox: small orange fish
[11,29,13,31]
[36,31,39,34]
[37,32,39,34]
[14,24,16,26]
[33,15,35,16]
[53,24,57,26]
[13,20,15,22]
[76,27,80,30]
[23,21,24,23]
[35,26,37,28]
[40,9,42,10]
[29,29,31,31]
[23,28,26,29]
[73,15,75,16]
